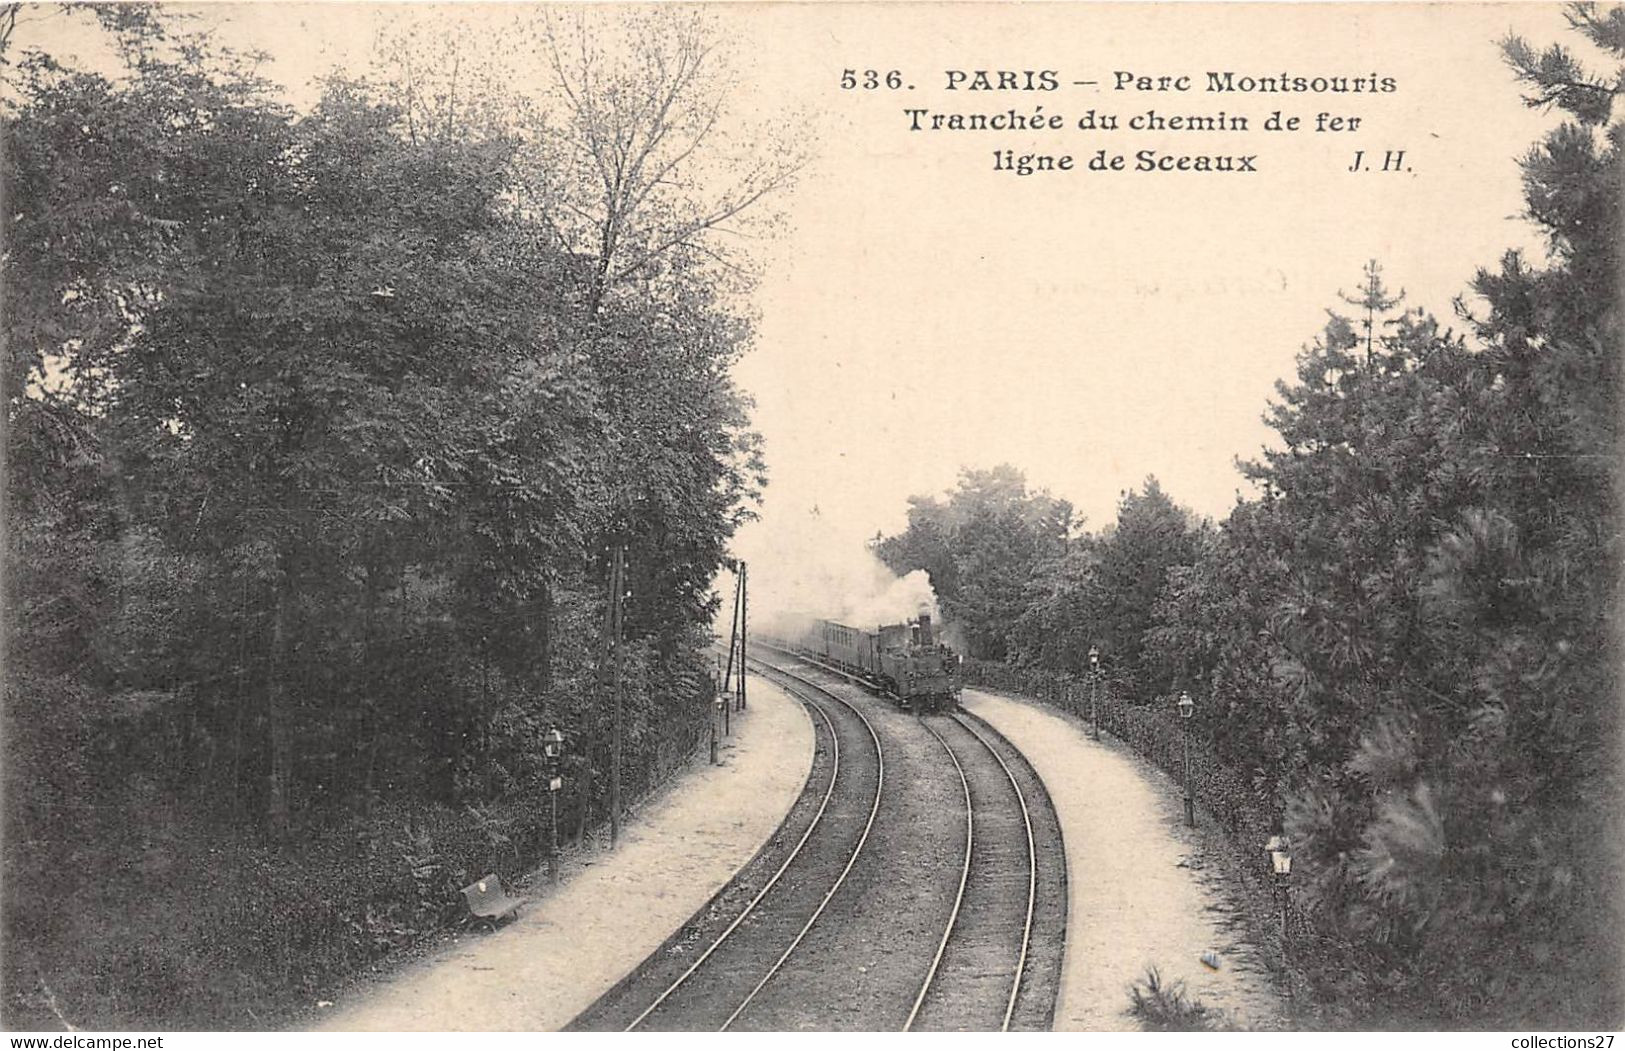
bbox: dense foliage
[2,8,768,1027]
[875,464,1075,661]
[882,7,1621,1027]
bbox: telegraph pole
[609,544,625,850]
[721,567,741,693]
[738,562,747,710]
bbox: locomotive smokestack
[917,613,934,646]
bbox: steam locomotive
[773,612,962,713]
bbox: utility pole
[721,567,741,694]
[737,561,747,710]
[609,544,625,850]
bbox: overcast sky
[729,3,1561,549]
[19,2,1575,577]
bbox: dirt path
[962,688,1286,1031]
[312,676,814,1032]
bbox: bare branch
[526,8,808,314]
[608,160,804,285]
[676,237,749,276]
[626,97,722,219]
[542,13,615,198]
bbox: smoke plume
[727,505,939,635]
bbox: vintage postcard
[2,1,1619,1039]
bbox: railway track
[908,712,1040,1031]
[781,654,1066,1032]
[569,652,1065,1031]
[713,661,885,1030]
[567,659,885,1031]
[960,707,1069,1031]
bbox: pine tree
[1337,259,1406,373]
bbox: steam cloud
[727,506,939,635]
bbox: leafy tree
[1008,542,1103,674]
[1168,9,1623,1018]
[869,5,1619,1029]
[3,8,780,1024]
[527,6,807,317]
[1089,477,1201,686]
[877,465,1072,658]
[1002,476,1200,686]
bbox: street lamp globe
[1269,840,1293,876]
[1178,691,1194,720]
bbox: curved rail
[624,686,847,1031]
[719,659,887,1030]
[904,718,975,1032]
[955,713,1039,1031]
[757,639,938,709]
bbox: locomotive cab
[876,613,959,713]
[779,611,961,714]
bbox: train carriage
[779,612,961,713]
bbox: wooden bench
[460,874,525,927]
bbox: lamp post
[543,727,565,884]
[1177,690,1195,827]
[1266,835,1293,945]
[1088,646,1100,741]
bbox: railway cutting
[566,654,1067,1031]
